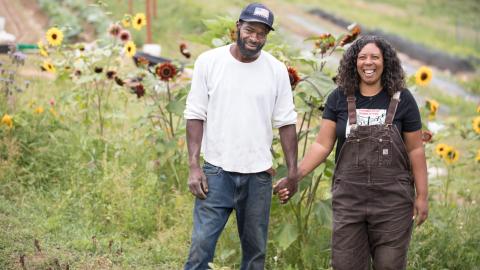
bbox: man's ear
[236,20,242,30]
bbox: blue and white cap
[239,3,275,31]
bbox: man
[183,3,298,270]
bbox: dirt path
[264,0,480,104]
[0,0,49,43]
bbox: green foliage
[1,3,480,269]
[408,202,480,269]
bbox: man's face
[236,21,269,58]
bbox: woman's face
[356,42,384,87]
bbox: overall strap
[347,95,357,125]
[385,91,401,125]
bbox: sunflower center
[137,19,142,24]
[162,69,171,76]
[52,34,57,40]
[421,72,428,81]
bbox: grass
[1,2,479,269]
[290,0,480,59]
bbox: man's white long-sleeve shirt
[184,45,297,173]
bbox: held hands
[273,174,299,204]
[188,166,208,199]
[413,196,428,226]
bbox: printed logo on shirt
[253,7,270,19]
[345,109,386,137]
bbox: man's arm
[277,124,298,195]
[404,130,428,226]
[186,119,208,199]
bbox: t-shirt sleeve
[322,89,339,122]
[272,65,297,128]
[184,55,208,120]
[400,89,422,132]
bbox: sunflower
[37,41,48,57]
[435,143,449,157]
[46,27,64,47]
[114,76,125,86]
[131,83,145,98]
[179,43,191,59]
[340,24,361,47]
[1,114,13,128]
[121,15,131,27]
[108,23,122,37]
[34,106,44,114]
[119,30,131,43]
[94,67,103,73]
[477,105,480,113]
[287,66,301,89]
[415,66,433,87]
[42,61,56,73]
[444,147,459,165]
[124,41,136,57]
[106,70,116,80]
[132,13,147,30]
[426,99,439,118]
[155,62,177,81]
[473,116,480,134]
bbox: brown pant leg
[367,178,415,270]
[332,179,370,270]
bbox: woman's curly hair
[336,35,405,96]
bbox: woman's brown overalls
[331,92,415,270]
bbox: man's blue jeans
[184,162,273,270]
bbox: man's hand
[188,166,208,199]
[273,175,298,204]
[413,196,428,226]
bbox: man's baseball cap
[239,3,275,31]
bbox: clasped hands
[273,174,299,204]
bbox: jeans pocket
[255,171,272,182]
[202,162,222,176]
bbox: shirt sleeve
[322,89,339,122]
[400,89,422,132]
[272,65,297,128]
[184,55,208,120]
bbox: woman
[274,35,428,269]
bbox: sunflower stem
[166,82,175,138]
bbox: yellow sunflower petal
[42,61,56,73]
[444,147,460,165]
[415,66,433,87]
[46,27,64,47]
[37,41,48,57]
[1,114,13,128]
[435,143,449,157]
[124,41,136,57]
[35,106,44,114]
[473,116,480,134]
[121,16,131,27]
[132,13,147,30]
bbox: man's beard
[236,31,265,58]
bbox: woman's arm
[403,130,429,226]
[274,119,337,202]
[297,119,337,179]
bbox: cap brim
[239,18,274,31]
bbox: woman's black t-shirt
[322,88,422,162]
